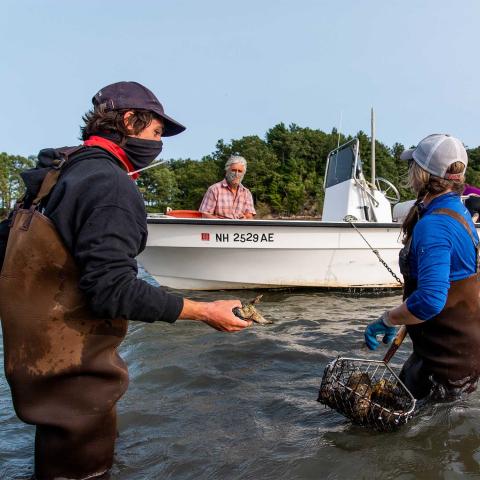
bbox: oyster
[318,361,344,407]
[233,295,272,325]
[346,372,373,419]
[371,379,402,410]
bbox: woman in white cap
[364,134,480,400]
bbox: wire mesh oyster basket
[318,356,416,431]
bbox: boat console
[322,139,399,223]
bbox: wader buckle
[52,157,66,170]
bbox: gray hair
[225,155,247,171]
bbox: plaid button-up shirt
[199,180,256,219]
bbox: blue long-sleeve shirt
[406,192,478,320]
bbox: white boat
[140,130,401,291]
[143,217,403,290]
[139,133,478,291]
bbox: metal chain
[344,216,404,286]
[371,249,404,286]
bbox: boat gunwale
[146,217,403,228]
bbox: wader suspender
[401,207,479,287]
[10,146,84,231]
[431,207,480,272]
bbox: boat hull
[140,218,407,290]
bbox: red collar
[83,135,139,180]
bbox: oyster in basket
[346,372,373,419]
[233,295,272,325]
[371,379,403,410]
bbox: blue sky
[2,0,480,160]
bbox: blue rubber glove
[364,312,397,350]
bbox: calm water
[1,277,480,478]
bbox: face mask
[123,137,163,172]
[226,170,245,185]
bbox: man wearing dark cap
[0,81,251,480]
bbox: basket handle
[383,325,407,364]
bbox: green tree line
[3,124,480,219]
[0,153,35,217]
[136,124,480,216]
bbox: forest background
[2,124,480,219]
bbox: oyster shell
[371,379,403,410]
[347,372,373,419]
[233,295,272,325]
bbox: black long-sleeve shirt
[0,146,183,323]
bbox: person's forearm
[178,298,209,321]
[387,302,424,326]
[176,298,250,332]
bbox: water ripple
[1,285,480,478]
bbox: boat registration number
[214,232,274,243]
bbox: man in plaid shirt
[199,155,256,219]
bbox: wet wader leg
[399,352,433,400]
[34,408,117,480]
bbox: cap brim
[151,108,186,137]
[400,148,415,161]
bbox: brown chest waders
[401,208,480,396]
[0,149,129,480]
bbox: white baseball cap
[400,134,467,180]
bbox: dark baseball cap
[92,81,186,137]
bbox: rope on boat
[343,216,403,286]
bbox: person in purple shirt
[463,184,480,196]
[463,184,480,222]
[364,134,480,401]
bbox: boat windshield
[324,139,359,189]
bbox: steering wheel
[375,177,400,205]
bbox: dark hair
[80,105,159,145]
[401,161,466,243]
